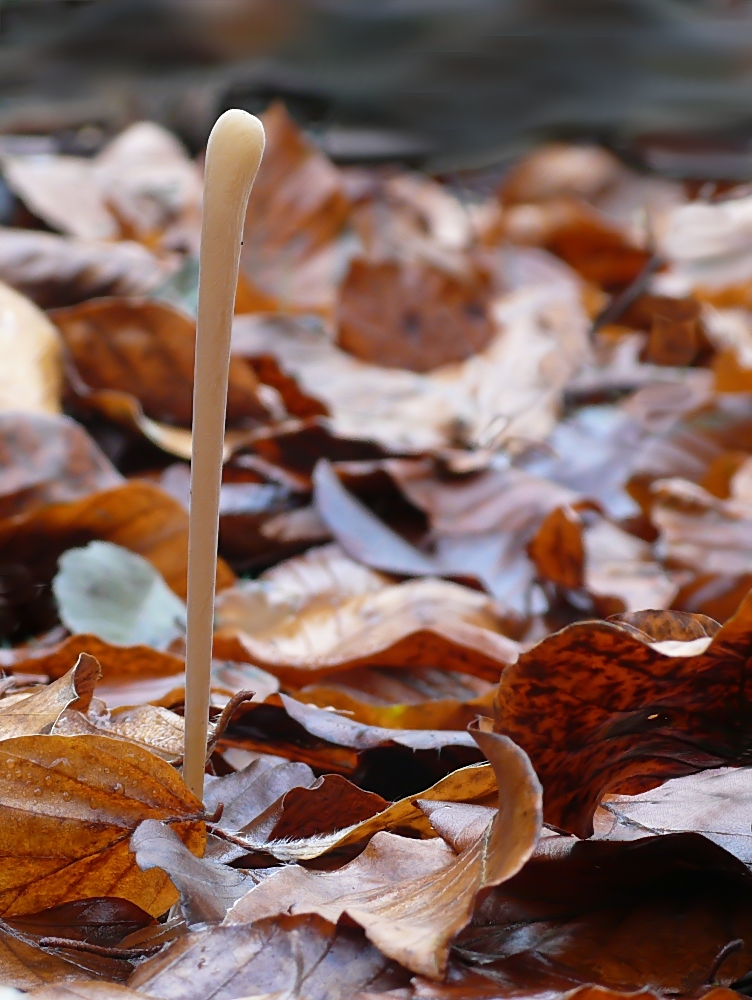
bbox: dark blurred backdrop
[2,0,752,173]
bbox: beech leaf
[53,541,186,650]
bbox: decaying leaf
[215,565,516,685]
[596,766,752,864]
[50,298,266,429]
[131,821,253,925]
[0,654,99,739]
[0,734,203,917]
[0,227,169,309]
[224,726,541,979]
[211,760,497,863]
[240,102,351,315]
[1,122,202,251]
[129,913,409,1000]
[232,263,590,452]
[494,594,752,837]
[454,834,752,997]
[0,412,121,520]
[222,694,484,793]
[337,257,494,373]
[0,481,234,600]
[0,281,63,415]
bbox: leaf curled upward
[494,589,752,837]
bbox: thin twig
[38,936,165,959]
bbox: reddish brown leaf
[240,102,351,315]
[453,834,752,996]
[494,592,752,836]
[224,726,541,979]
[50,298,265,428]
[0,481,234,600]
[337,257,494,373]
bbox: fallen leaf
[596,766,752,863]
[0,653,99,738]
[211,760,497,863]
[529,505,678,615]
[296,665,496,732]
[0,227,169,309]
[50,298,265,429]
[129,913,409,1000]
[131,821,254,925]
[0,412,121,520]
[1,634,275,712]
[455,834,752,996]
[0,918,121,991]
[0,734,203,917]
[1,123,202,252]
[0,281,63,415]
[224,726,541,979]
[7,896,153,948]
[53,704,186,764]
[53,542,186,650]
[337,257,494,373]
[222,694,484,796]
[215,571,516,685]
[232,265,590,452]
[0,481,235,600]
[240,102,351,315]
[652,477,752,575]
[494,593,752,837]
[499,144,625,206]
[313,460,445,579]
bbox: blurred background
[2,0,752,177]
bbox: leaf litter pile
[7,108,752,999]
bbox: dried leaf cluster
[3,109,752,998]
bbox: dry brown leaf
[0,918,121,992]
[652,477,752,575]
[0,227,169,309]
[337,257,494,373]
[455,835,752,997]
[7,896,154,948]
[529,504,678,615]
[499,144,625,206]
[596,766,752,864]
[224,726,541,979]
[223,694,484,794]
[54,705,185,764]
[50,297,265,429]
[215,572,516,684]
[0,412,121,520]
[1,634,276,712]
[0,481,234,599]
[214,760,497,863]
[0,280,63,415]
[296,665,496,731]
[232,264,590,451]
[494,593,752,837]
[131,821,254,925]
[0,653,99,738]
[0,734,203,917]
[240,102,351,315]
[130,912,409,1000]
[1,122,202,252]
